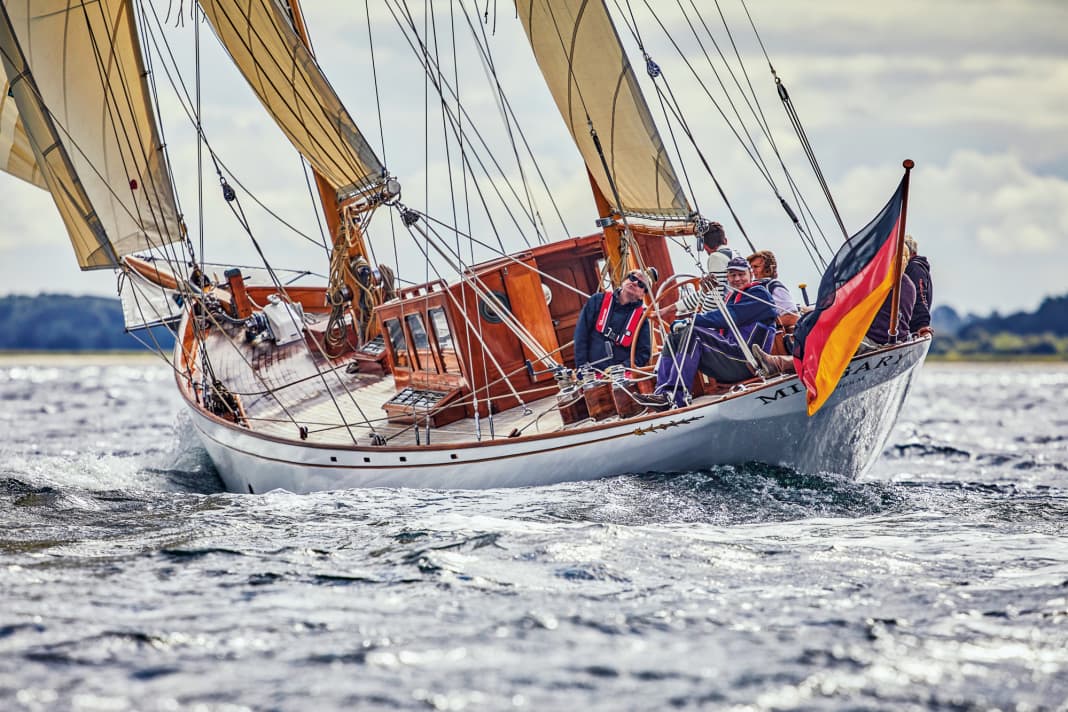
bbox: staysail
[0,71,45,189]
[0,1,183,271]
[198,0,386,197]
[516,0,690,220]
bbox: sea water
[1,358,1066,711]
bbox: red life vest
[594,291,645,347]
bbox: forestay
[516,0,690,220]
[198,0,386,197]
[0,1,183,270]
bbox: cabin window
[405,313,432,371]
[405,314,430,350]
[384,318,409,369]
[429,307,458,373]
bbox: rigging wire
[194,2,204,266]
[682,0,834,257]
[384,0,535,253]
[608,1,756,255]
[457,0,571,239]
[139,2,326,248]
[390,0,530,251]
[704,0,832,256]
[737,0,849,242]
[615,0,826,268]
[361,0,403,291]
[451,0,486,434]
[465,0,547,245]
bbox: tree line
[929,294,1068,359]
[0,294,175,351]
[1,292,1065,359]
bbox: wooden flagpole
[887,159,914,343]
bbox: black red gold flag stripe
[792,175,908,415]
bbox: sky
[1,0,1066,316]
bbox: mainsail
[516,0,690,220]
[0,1,183,270]
[198,0,386,197]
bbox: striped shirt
[676,246,735,314]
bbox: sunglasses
[626,273,648,291]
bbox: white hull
[183,338,929,493]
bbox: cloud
[835,150,1068,312]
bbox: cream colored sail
[198,0,385,196]
[517,0,691,219]
[0,1,183,270]
[0,72,45,189]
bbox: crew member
[573,269,654,369]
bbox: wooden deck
[200,313,571,447]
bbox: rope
[739,0,848,243]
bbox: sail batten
[198,0,385,197]
[517,0,691,220]
[0,0,183,270]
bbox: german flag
[792,174,909,415]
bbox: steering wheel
[629,273,703,371]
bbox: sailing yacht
[0,1,929,493]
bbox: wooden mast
[586,168,631,287]
[887,159,915,343]
[286,0,340,242]
[287,0,379,340]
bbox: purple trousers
[655,324,771,407]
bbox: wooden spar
[287,1,371,262]
[586,167,628,287]
[287,0,379,341]
[887,159,915,342]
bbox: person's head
[619,268,652,304]
[698,221,727,253]
[747,250,778,279]
[904,234,918,258]
[725,256,752,292]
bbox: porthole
[478,290,511,325]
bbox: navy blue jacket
[866,274,916,344]
[573,291,651,368]
[693,282,777,341]
[905,255,933,330]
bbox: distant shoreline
[0,350,165,365]
[0,350,1062,367]
[925,354,1067,364]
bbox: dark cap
[726,256,750,272]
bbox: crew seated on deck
[644,257,777,408]
[573,268,654,370]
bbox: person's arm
[897,275,916,334]
[770,282,796,315]
[633,318,652,367]
[706,252,730,296]
[694,287,776,329]
[572,294,599,367]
